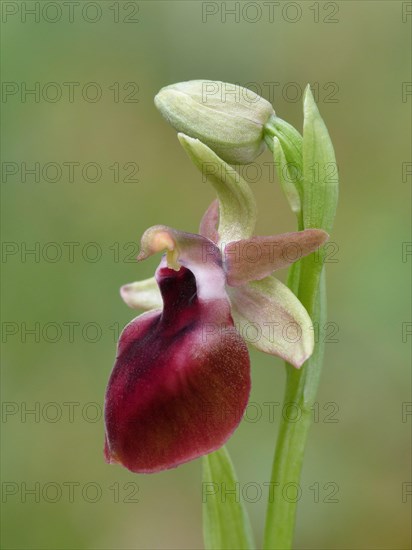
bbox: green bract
[155,80,275,164]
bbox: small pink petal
[199,200,220,243]
[225,229,329,287]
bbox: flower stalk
[263,263,326,549]
[263,86,338,549]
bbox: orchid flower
[104,135,328,474]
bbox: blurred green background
[1,1,411,549]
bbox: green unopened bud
[155,80,275,164]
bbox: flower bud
[155,80,275,164]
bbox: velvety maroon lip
[104,263,250,474]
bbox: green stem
[263,257,326,550]
[262,88,338,548]
[262,112,332,548]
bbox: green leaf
[178,133,257,244]
[203,447,255,550]
[264,115,303,179]
[263,116,303,223]
[297,86,339,313]
[272,136,301,215]
[302,86,339,235]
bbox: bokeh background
[1,1,411,548]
